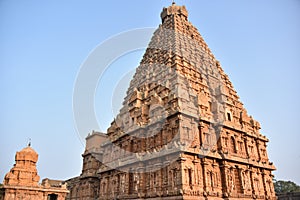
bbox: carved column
[261,169,270,199]
[255,139,261,161]
[136,167,145,197]
[201,158,209,196]
[154,163,162,195]
[244,137,249,158]
[220,161,230,198]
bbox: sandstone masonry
[66,3,276,200]
[0,145,68,200]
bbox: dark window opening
[47,194,58,200]
[230,136,237,153]
[188,169,192,185]
[227,112,232,121]
[129,172,134,194]
[210,172,214,187]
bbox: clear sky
[1,0,299,184]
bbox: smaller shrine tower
[0,144,69,200]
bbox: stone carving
[66,2,276,200]
[0,145,68,200]
[4,146,40,187]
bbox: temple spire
[160,2,188,22]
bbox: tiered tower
[66,3,276,200]
[3,145,40,187]
[1,145,69,200]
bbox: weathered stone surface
[4,146,40,187]
[0,145,68,200]
[66,3,276,200]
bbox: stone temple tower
[66,3,276,200]
[1,145,69,200]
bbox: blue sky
[1,0,299,184]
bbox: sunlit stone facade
[66,3,276,200]
[0,145,68,200]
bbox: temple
[0,145,68,200]
[66,3,276,200]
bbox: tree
[273,179,300,194]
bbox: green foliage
[274,179,300,194]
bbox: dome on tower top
[160,2,188,22]
[20,146,37,153]
[15,145,38,163]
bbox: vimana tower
[66,3,276,200]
